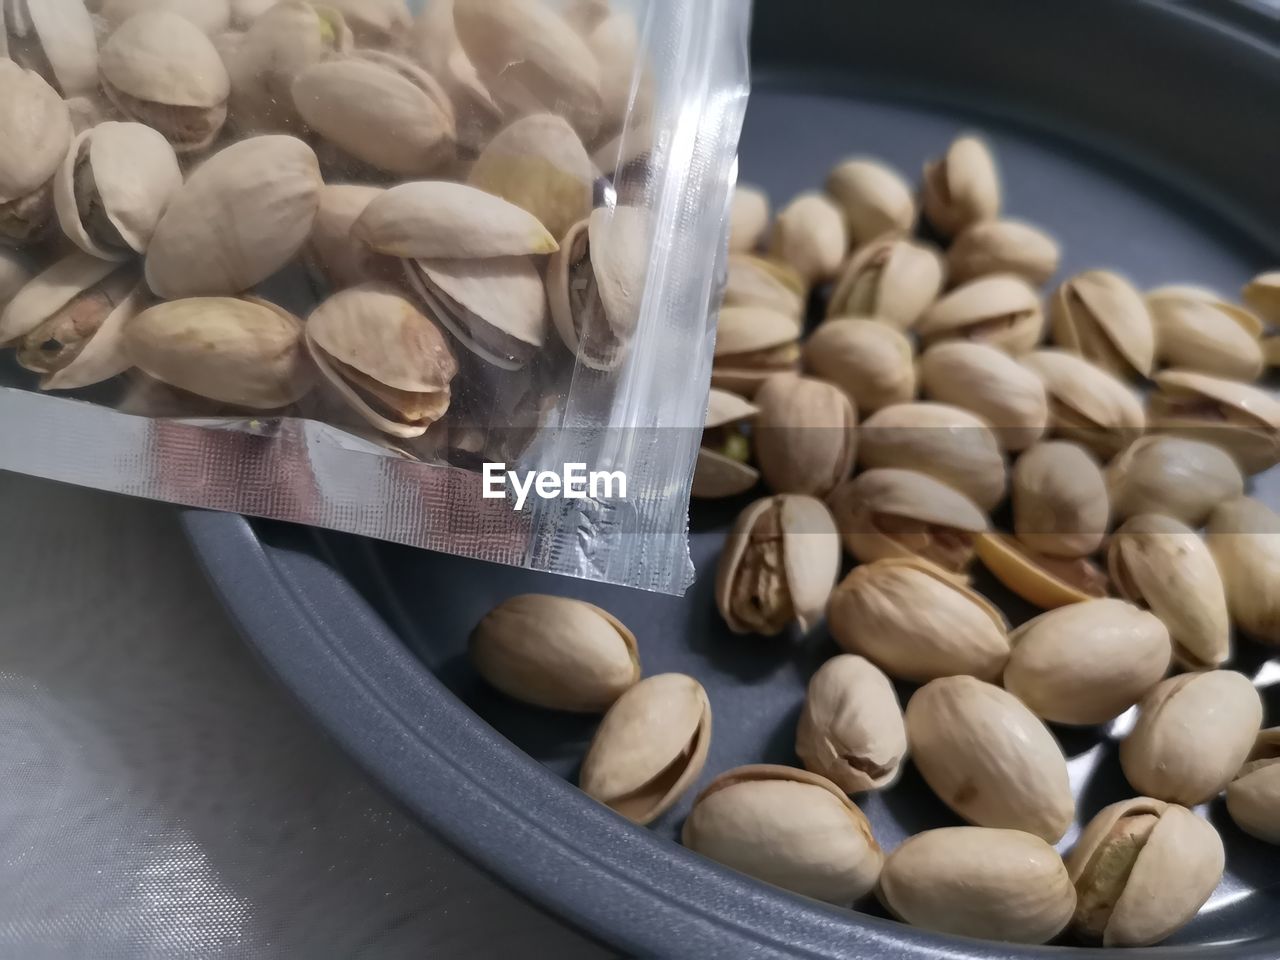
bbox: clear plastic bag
[0,0,750,594]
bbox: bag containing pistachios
[0,0,750,594]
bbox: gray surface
[0,472,604,960]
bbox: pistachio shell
[0,60,73,207]
[124,296,314,408]
[753,373,856,497]
[579,673,710,825]
[145,135,322,298]
[321,0,411,47]
[975,533,1109,609]
[724,254,806,323]
[1049,270,1155,378]
[728,184,769,253]
[694,389,759,499]
[4,0,100,97]
[681,764,883,904]
[826,237,944,329]
[921,134,1001,237]
[410,0,502,153]
[827,558,1009,682]
[711,306,801,397]
[880,827,1075,945]
[919,340,1049,450]
[693,451,759,500]
[588,10,649,145]
[469,594,639,712]
[768,192,847,284]
[1012,440,1108,557]
[230,0,278,27]
[906,675,1072,841]
[916,273,1044,355]
[946,219,1060,286]
[1148,285,1264,380]
[305,184,392,290]
[823,158,915,245]
[796,654,906,793]
[1226,729,1280,844]
[1148,368,1280,474]
[1105,435,1243,527]
[1206,497,1280,645]
[1243,271,1280,326]
[1120,670,1262,805]
[803,318,916,414]
[1004,599,1171,725]
[0,249,36,313]
[1021,348,1145,459]
[705,387,757,431]
[100,0,231,34]
[715,494,841,635]
[0,252,119,345]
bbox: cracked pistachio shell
[753,373,857,498]
[305,184,393,290]
[768,192,847,285]
[0,248,37,314]
[715,494,840,636]
[858,402,1007,511]
[1004,599,1171,726]
[945,219,1060,287]
[826,237,944,330]
[145,135,322,298]
[0,253,116,345]
[880,827,1075,945]
[320,0,411,47]
[917,273,1044,355]
[1148,368,1280,474]
[468,114,593,243]
[906,676,1073,841]
[1207,497,1280,645]
[1227,729,1280,844]
[922,134,1001,237]
[827,469,986,575]
[1050,270,1155,378]
[3,0,99,97]
[547,206,649,371]
[1120,670,1262,805]
[1012,440,1108,558]
[1105,435,1243,527]
[411,0,503,154]
[1148,284,1264,380]
[579,673,710,825]
[53,122,183,261]
[823,158,915,245]
[728,184,770,253]
[828,558,1009,683]
[306,283,458,439]
[804,318,915,414]
[682,765,883,904]
[724,254,806,324]
[1021,349,1145,460]
[1067,798,1224,947]
[976,532,1110,610]
[469,594,639,712]
[711,306,801,397]
[1243,271,1280,325]
[124,296,314,408]
[693,388,758,499]
[795,654,906,793]
[919,341,1048,451]
[1109,513,1230,669]
[100,0,231,34]
[0,61,71,243]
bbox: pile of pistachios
[467,135,1280,947]
[0,0,651,454]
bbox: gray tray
[185,1,1280,957]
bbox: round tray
[185,2,1280,957]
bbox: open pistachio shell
[768,192,847,284]
[976,533,1109,610]
[0,61,72,244]
[1206,497,1280,646]
[1243,271,1280,326]
[728,185,769,253]
[100,0,232,34]
[711,306,801,397]
[1049,270,1155,378]
[725,254,806,323]
[1012,440,1108,558]
[919,340,1049,451]
[824,157,916,245]
[1105,434,1243,527]
[3,0,99,97]
[694,389,759,499]
[945,219,1060,287]
[753,372,857,498]
[1148,284,1264,380]
[921,134,1001,237]
[1147,368,1280,474]
[804,318,916,414]
[411,0,503,153]
[0,253,118,345]
[305,184,393,290]
[826,237,944,329]
[917,273,1044,355]
[1021,349,1145,459]
[1226,729,1280,844]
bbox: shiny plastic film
[0,0,751,595]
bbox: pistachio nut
[1067,797,1224,947]
[1049,270,1155,378]
[1119,670,1262,805]
[827,469,987,575]
[0,61,72,244]
[146,135,322,298]
[796,654,906,793]
[1226,729,1280,844]
[1243,270,1280,326]
[827,558,1009,683]
[724,254,806,325]
[975,532,1110,609]
[305,184,397,290]
[1004,599,1171,726]
[919,341,1049,451]
[715,494,841,636]
[1012,440,1108,557]
[1148,284,1264,380]
[1105,435,1243,527]
[321,0,411,48]
[410,0,503,154]
[826,237,944,330]
[1021,348,1145,459]
[124,296,315,408]
[945,219,1060,287]
[548,206,649,371]
[1147,368,1280,474]
[823,158,916,245]
[728,184,769,253]
[921,134,1001,237]
[858,402,1007,511]
[711,306,801,397]
[681,764,883,904]
[1206,496,1280,645]
[768,192,847,285]
[752,372,857,498]
[803,318,916,414]
[306,284,458,438]
[100,0,232,34]
[579,673,711,825]
[2,0,99,97]
[469,593,639,712]
[693,388,759,499]
[916,273,1045,355]
[292,52,456,176]
[879,827,1075,945]
[0,248,36,313]
[53,122,183,261]
[1107,513,1229,669]
[99,11,231,153]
